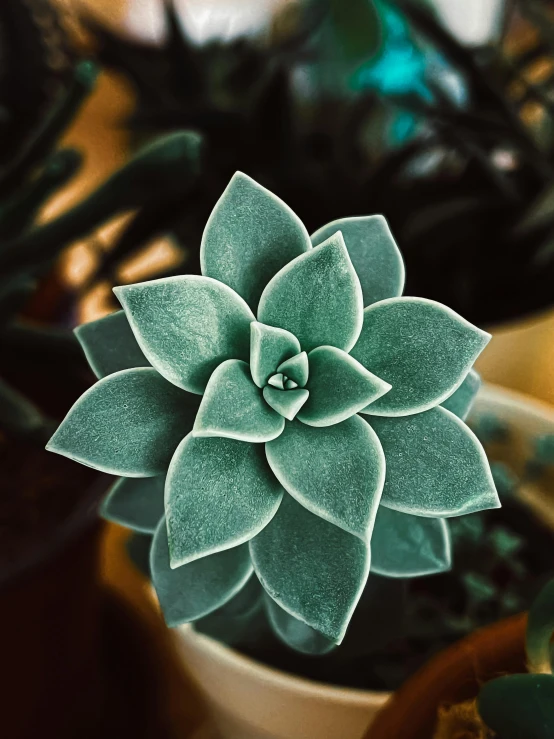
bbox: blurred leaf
[329,0,382,64]
[527,578,554,674]
[0,377,53,440]
[479,673,554,739]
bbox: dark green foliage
[0,0,74,166]
[86,0,554,325]
[479,673,554,739]
[479,577,554,738]
[0,58,203,441]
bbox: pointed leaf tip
[311,215,405,307]
[250,496,370,643]
[258,231,364,353]
[166,433,283,567]
[201,172,311,309]
[369,406,500,518]
[47,368,199,477]
[115,276,254,395]
[151,518,253,627]
[263,387,309,420]
[298,346,391,427]
[265,595,337,655]
[194,360,285,442]
[353,297,490,416]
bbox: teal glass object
[352,2,429,98]
[351,2,467,145]
[48,172,498,647]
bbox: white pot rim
[476,382,554,423]
[177,623,382,706]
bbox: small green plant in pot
[369,573,554,739]
[478,579,554,739]
[47,171,500,652]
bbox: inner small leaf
[268,373,285,389]
[277,352,309,387]
[263,387,309,421]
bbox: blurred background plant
[0,0,203,586]
[65,0,554,332]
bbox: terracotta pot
[365,613,527,739]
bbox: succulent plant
[47,172,499,646]
[0,59,98,443]
[478,578,554,739]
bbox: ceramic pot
[175,623,387,739]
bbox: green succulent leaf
[479,674,554,739]
[268,374,285,389]
[369,406,500,517]
[526,579,554,674]
[257,231,364,353]
[264,595,337,655]
[370,507,451,578]
[297,346,391,427]
[46,368,199,476]
[311,216,404,307]
[250,321,301,388]
[441,369,481,421]
[262,387,309,421]
[166,434,283,567]
[101,475,165,533]
[265,415,385,539]
[115,276,254,394]
[200,172,311,309]
[277,352,309,387]
[250,495,370,642]
[0,377,48,438]
[194,360,285,442]
[151,518,253,627]
[75,310,150,379]
[351,298,490,416]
